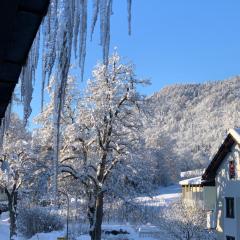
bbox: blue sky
[18,0,240,121]
[106,0,240,94]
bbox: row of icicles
[0,0,133,202]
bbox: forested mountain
[145,76,240,182]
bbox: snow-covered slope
[135,184,181,206]
[145,76,240,183]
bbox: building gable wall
[216,143,240,239]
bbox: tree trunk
[93,192,104,240]
[5,188,18,240]
[89,193,104,240]
[88,198,95,240]
[9,208,16,240]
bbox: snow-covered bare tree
[159,200,216,240]
[0,114,32,240]
[55,52,150,240]
[33,76,80,203]
[33,52,153,239]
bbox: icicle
[4,99,12,132]
[0,102,12,149]
[79,0,88,80]
[103,0,111,64]
[52,0,73,203]
[127,0,132,35]
[41,1,58,109]
[21,64,33,125]
[99,0,107,47]
[52,79,61,204]
[0,121,5,150]
[73,0,80,58]
[31,31,40,83]
[21,31,39,125]
[99,0,112,64]
[90,0,99,40]
[21,50,36,125]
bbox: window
[226,236,235,240]
[226,197,234,218]
[229,161,235,179]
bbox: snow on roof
[179,176,202,186]
[229,128,240,144]
[180,169,205,178]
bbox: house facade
[202,129,240,240]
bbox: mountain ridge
[145,76,240,182]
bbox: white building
[202,128,240,240]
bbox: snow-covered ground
[0,185,180,239]
[135,184,181,206]
[20,224,170,240]
[0,212,10,239]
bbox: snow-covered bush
[158,200,216,240]
[17,206,64,237]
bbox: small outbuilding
[179,170,216,211]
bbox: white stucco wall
[216,143,240,240]
[203,186,216,210]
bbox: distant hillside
[145,76,240,175]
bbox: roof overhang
[0,0,49,124]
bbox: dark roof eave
[202,179,215,187]
[202,134,235,182]
[0,0,50,124]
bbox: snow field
[0,185,181,239]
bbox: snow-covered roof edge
[229,128,240,144]
[180,169,205,178]
[179,176,202,186]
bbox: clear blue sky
[19,0,240,121]
[107,0,240,93]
